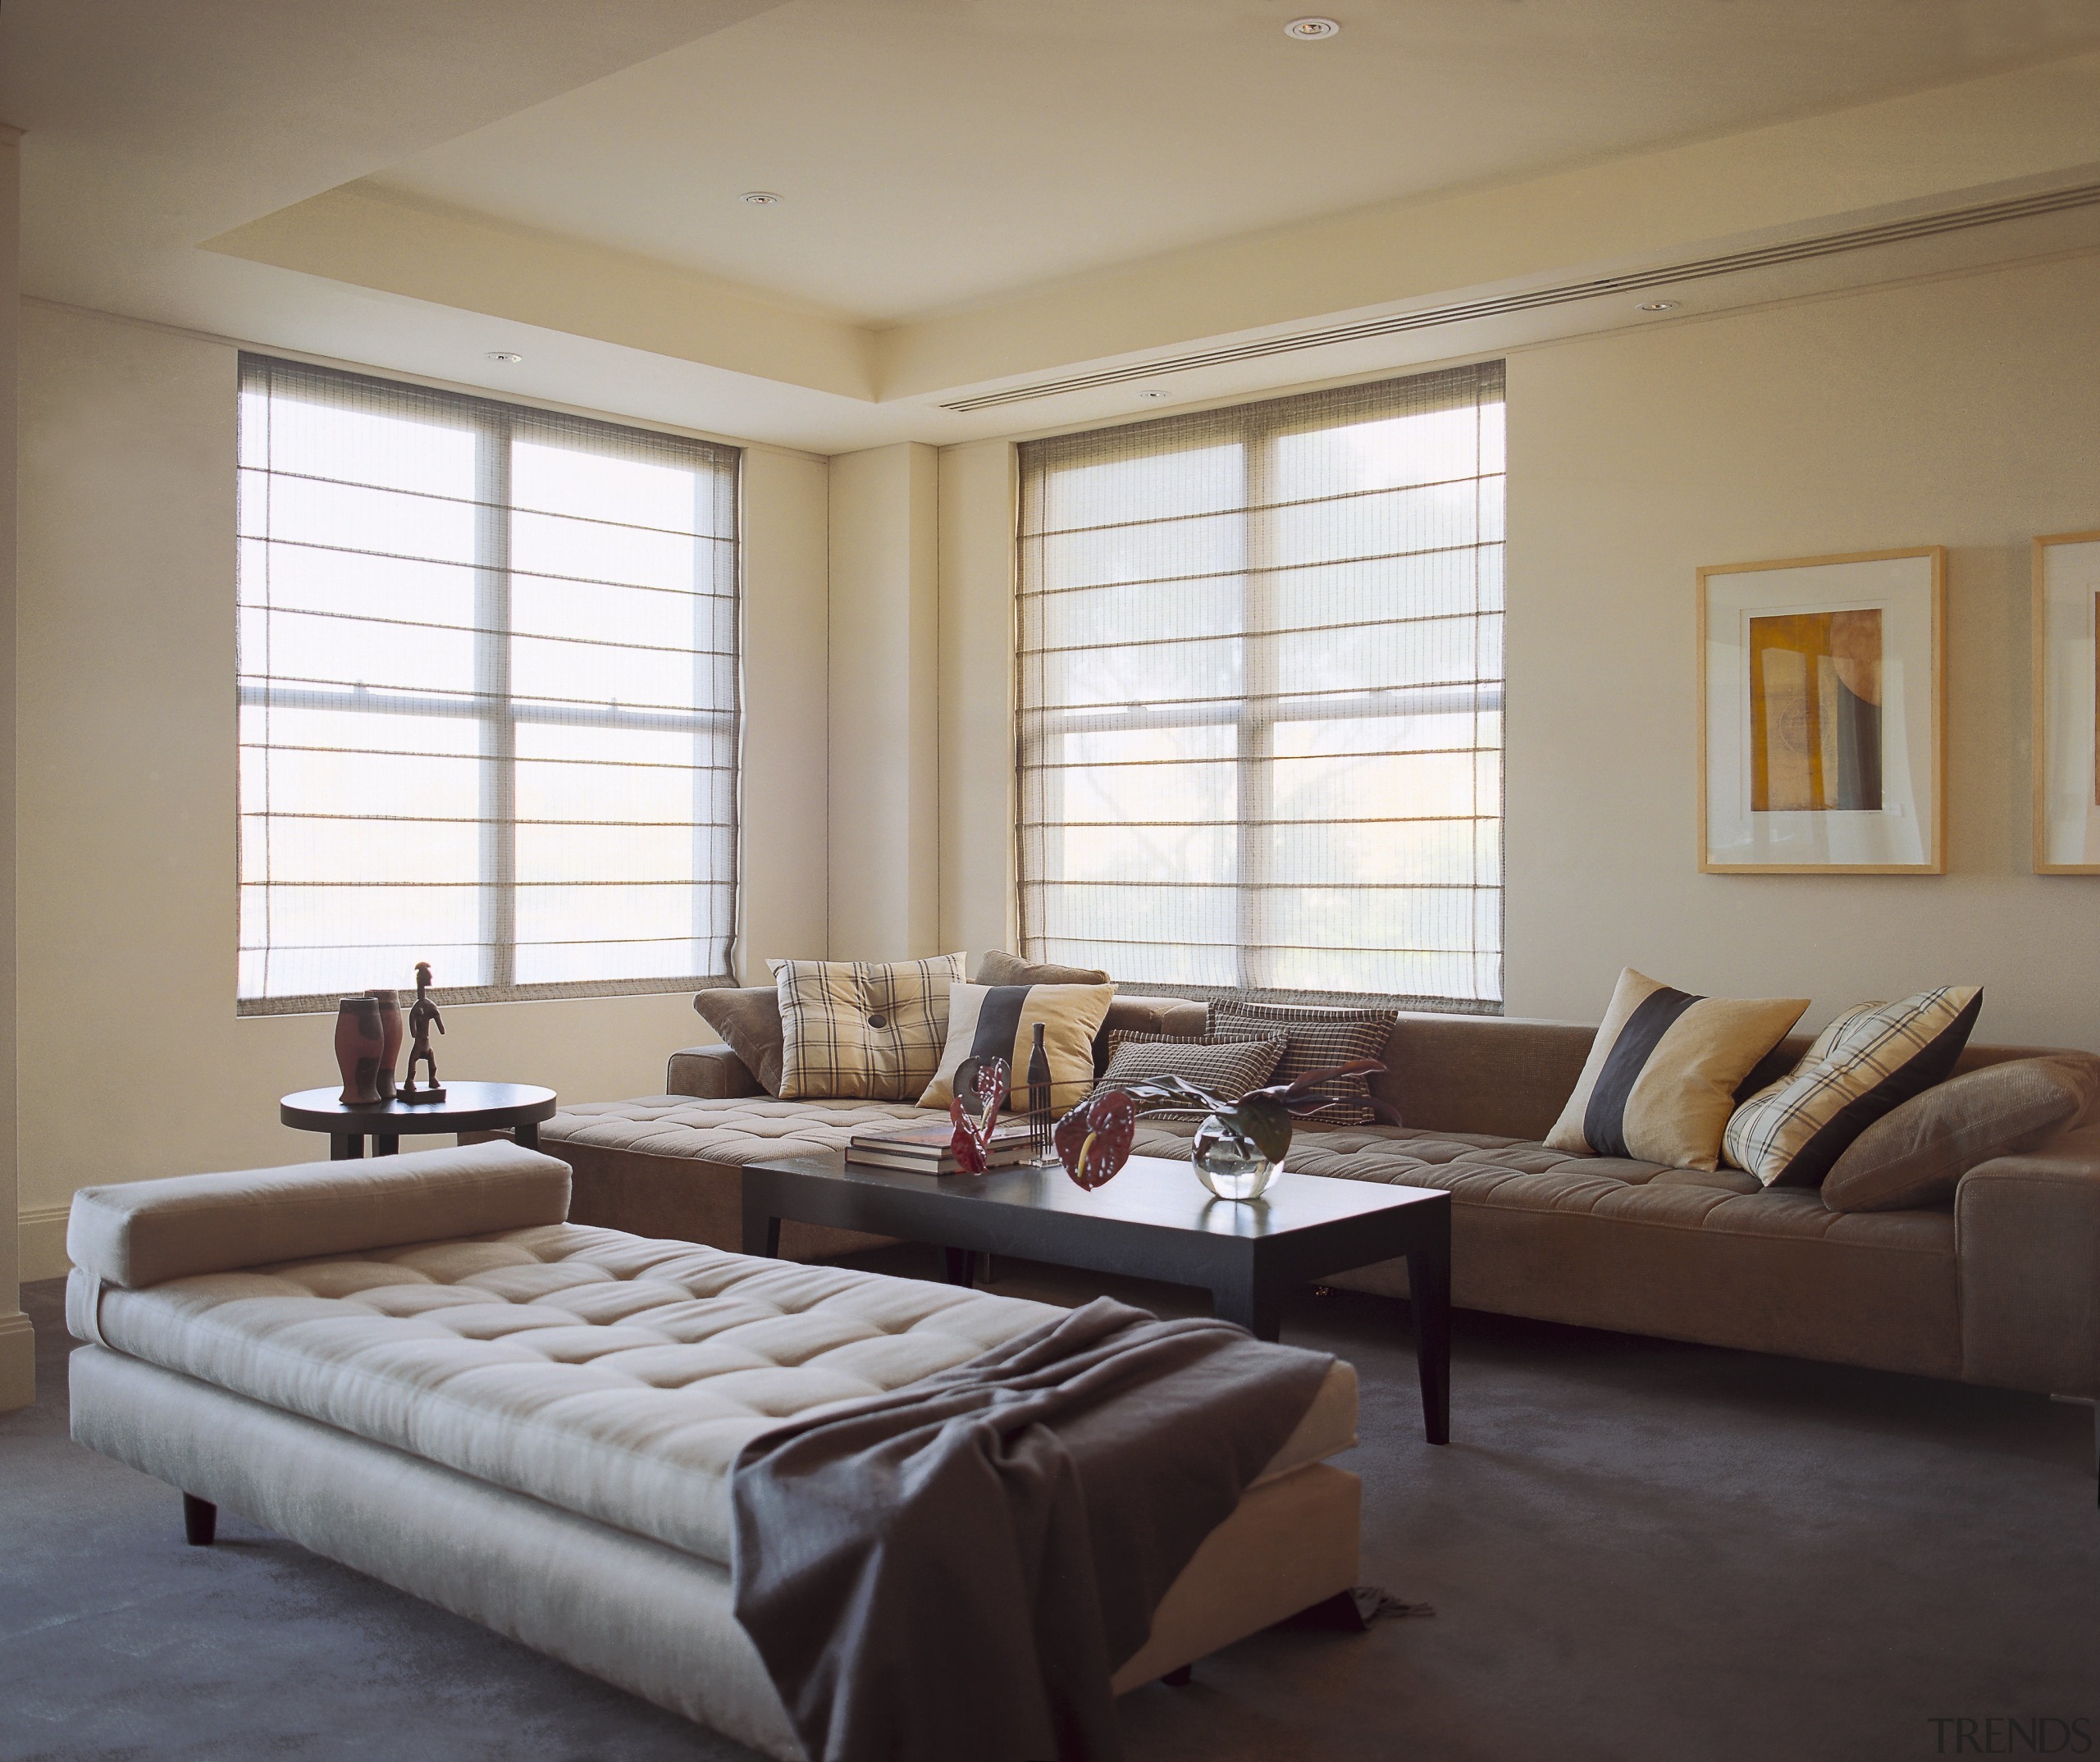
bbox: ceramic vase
[1192,1115,1278,1202]
[365,989,404,1100]
[335,996,386,1107]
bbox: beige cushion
[770,953,965,1102]
[1821,1054,2100,1212]
[73,1221,1358,1568]
[1724,986,1984,1187]
[66,1141,572,1290]
[920,980,1116,1112]
[692,986,787,1094]
[1545,969,1808,1172]
[973,951,1112,988]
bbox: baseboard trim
[19,1204,71,1283]
[0,1310,34,1411]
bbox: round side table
[280,1082,558,1161]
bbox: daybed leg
[1161,1664,1194,1687]
[182,1493,217,1547]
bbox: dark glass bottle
[1026,1021,1053,1157]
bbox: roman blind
[1016,361,1505,1011]
[237,354,740,1014]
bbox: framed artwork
[1698,548,1944,874]
[2031,529,2100,874]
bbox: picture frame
[2030,529,2100,874]
[1697,547,1945,874]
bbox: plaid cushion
[1207,1001,1398,1126]
[770,954,966,1102]
[1089,1033,1288,1107]
[1722,986,1984,1187]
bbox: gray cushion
[67,1141,572,1290]
[973,951,1112,988]
[693,986,787,1095]
[1820,1054,2100,1213]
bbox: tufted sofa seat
[71,1217,1354,1566]
[548,1093,932,1259]
[66,1143,1364,1754]
[1125,1115,1961,1381]
[537,1005,2100,1402]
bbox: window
[1016,361,1504,1011]
[237,356,740,1013]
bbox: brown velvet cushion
[1820,1054,2100,1213]
[692,985,786,1096]
[973,951,1112,988]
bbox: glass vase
[1192,1116,1278,1202]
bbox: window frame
[1014,362,1505,1013]
[235,354,742,1016]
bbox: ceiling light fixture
[1285,16,1340,39]
[485,350,524,363]
[1637,300,1679,313]
[1136,389,1171,401]
[740,190,783,208]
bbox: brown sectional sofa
[541,1004,2100,1405]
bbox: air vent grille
[938,181,2100,413]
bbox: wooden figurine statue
[399,961,447,1102]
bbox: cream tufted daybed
[64,1140,1362,1756]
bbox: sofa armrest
[667,1043,763,1100]
[1956,1125,2100,1396]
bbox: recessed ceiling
[358,0,2100,324]
[10,1,2100,452]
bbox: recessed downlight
[1285,16,1340,39]
[1135,389,1171,401]
[485,350,524,363]
[740,190,783,208]
[1637,300,1679,313]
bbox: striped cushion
[1723,986,1984,1188]
[1089,1033,1289,1107]
[770,954,965,1102]
[920,982,1116,1112]
[1207,1001,1397,1126]
[1544,969,1809,1172]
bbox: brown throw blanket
[731,1298,1333,1762]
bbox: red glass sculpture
[1052,1090,1136,1190]
[946,1056,1010,1174]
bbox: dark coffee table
[280,1082,558,1160]
[741,1153,1451,1445]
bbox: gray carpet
[3,1256,2095,1762]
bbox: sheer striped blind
[1016,361,1504,1011]
[237,355,740,1014]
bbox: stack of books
[845,1117,1043,1175]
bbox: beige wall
[936,439,1016,965]
[826,442,941,961]
[1503,252,2100,1046]
[0,129,28,1409]
[14,304,829,1279]
[938,249,2100,1052]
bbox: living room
[4,5,2099,1759]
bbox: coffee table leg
[372,1134,399,1157]
[1213,1276,1282,1343]
[941,1247,974,1287]
[742,1212,781,1259]
[330,1134,362,1161]
[514,1123,539,1152]
[1406,1229,1452,1446]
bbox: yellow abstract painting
[1749,609,1883,813]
